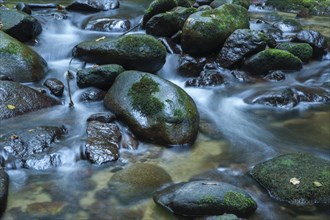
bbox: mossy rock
[104,71,199,146]
[181,3,249,56]
[142,0,178,27]
[243,49,303,75]
[176,0,191,7]
[76,64,125,90]
[276,42,313,62]
[0,9,42,42]
[153,180,257,217]
[72,34,166,73]
[250,153,330,206]
[145,6,197,37]
[108,163,172,203]
[0,31,47,82]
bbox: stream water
[1,0,330,219]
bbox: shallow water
[1,1,330,219]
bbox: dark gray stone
[0,168,9,214]
[66,0,119,12]
[43,78,65,97]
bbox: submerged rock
[73,34,166,73]
[66,0,119,12]
[0,9,42,42]
[0,168,9,214]
[0,31,48,83]
[243,49,302,75]
[108,163,172,203]
[181,3,249,56]
[142,0,178,27]
[104,71,199,146]
[0,81,60,120]
[84,18,130,32]
[275,42,313,62]
[250,153,330,206]
[153,180,257,217]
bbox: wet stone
[43,78,64,97]
[178,55,207,77]
[87,112,116,123]
[0,168,9,214]
[185,70,224,87]
[79,88,106,102]
[66,0,119,12]
[85,18,130,32]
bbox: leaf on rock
[290,177,300,185]
[313,181,322,187]
[7,104,16,110]
[95,36,106,42]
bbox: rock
[23,151,66,170]
[0,81,60,120]
[145,7,197,37]
[244,86,300,108]
[104,71,199,146]
[243,49,303,75]
[87,112,116,123]
[218,29,269,69]
[76,64,125,90]
[185,70,224,87]
[250,153,330,206]
[232,0,251,9]
[0,9,42,42]
[26,201,66,217]
[275,42,313,62]
[273,19,302,32]
[264,70,286,81]
[292,30,328,59]
[66,0,119,12]
[181,3,249,56]
[142,0,178,27]
[0,31,48,83]
[153,180,257,217]
[176,0,191,7]
[84,18,130,32]
[195,0,213,6]
[43,78,64,97]
[108,163,172,203]
[72,34,167,73]
[295,86,330,103]
[178,55,207,77]
[79,88,106,102]
[16,2,32,14]
[85,120,121,164]
[209,0,227,8]
[0,168,9,214]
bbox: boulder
[185,70,224,87]
[272,19,302,32]
[108,163,172,203]
[0,9,42,42]
[0,168,9,214]
[0,81,60,120]
[84,18,130,32]
[72,34,166,73]
[181,3,249,56]
[292,30,328,58]
[66,0,119,12]
[275,42,313,62]
[218,29,269,69]
[43,78,64,97]
[77,64,124,90]
[178,55,207,77]
[145,7,197,37]
[176,0,191,7]
[250,153,330,206]
[243,49,303,75]
[142,0,178,27]
[104,71,199,146]
[0,31,47,82]
[153,180,257,217]
[79,88,106,102]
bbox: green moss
[321,169,330,178]
[276,43,312,62]
[199,195,218,204]
[280,158,296,166]
[128,75,164,116]
[224,191,256,211]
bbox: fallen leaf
[95,36,106,42]
[290,177,300,185]
[7,104,16,110]
[10,135,19,140]
[313,181,322,187]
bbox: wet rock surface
[142,0,178,27]
[43,78,65,97]
[79,88,106,102]
[66,0,119,12]
[84,18,130,32]
[0,168,9,214]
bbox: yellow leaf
[313,181,322,187]
[290,177,300,185]
[7,104,16,110]
[95,36,106,42]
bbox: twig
[66,70,74,108]
[120,20,142,37]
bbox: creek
[0,0,330,219]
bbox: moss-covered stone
[0,31,47,82]
[104,71,199,146]
[142,0,178,27]
[181,3,250,56]
[250,153,330,206]
[73,34,166,73]
[223,191,257,213]
[276,42,313,62]
[243,49,303,75]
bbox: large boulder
[0,31,48,82]
[76,64,125,90]
[0,168,9,214]
[181,3,249,56]
[104,71,199,146]
[250,153,330,206]
[0,81,60,120]
[66,0,119,12]
[0,9,42,42]
[145,6,197,37]
[153,180,257,217]
[142,0,178,27]
[275,42,313,62]
[108,163,172,203]
[72,34,167,73]
[243,49,303,75]
[218,29,269,69]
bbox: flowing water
[1,1,330,219]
